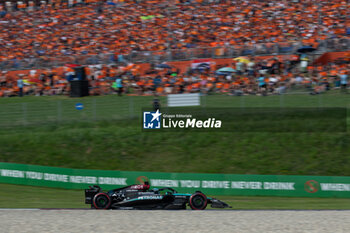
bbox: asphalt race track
[1,209,350,233]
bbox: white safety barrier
[167,93,201,107]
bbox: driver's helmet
[152,188,159,194]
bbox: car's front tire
[189,193,207,210]
[92,193,111,209]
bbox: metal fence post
[168,50,173,61]
[57,101,62,122]
[280,94,284,108]
[240,95,245,108]
[211,47,215,59]
[92,98,97,121]
[129,95,134,119]
[201,95,207,108]
[318,94,323,108]
[22,103,27,125]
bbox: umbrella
[28,78,41,83]
[217,67,236,73]
[193,63,210,70]
[23,78,40,85]
[23,80,31,85]
[233,56,250,64]
[215,71,231,76]
[297,46,316,53]
[155,64,171,69]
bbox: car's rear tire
[189,193,207,210]
[93,193,111,209]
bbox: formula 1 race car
[85,183,231,210]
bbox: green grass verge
[0,119,349,176]
[0,93,349,176]
[0,184,349,209]
[0,184,84,208]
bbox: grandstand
[0,0,348,97]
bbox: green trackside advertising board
[1,162,350,198]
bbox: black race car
[85,183,231,210]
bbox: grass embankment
[0,120,349,176]
[0,93,349,176]
[1,184,349,209]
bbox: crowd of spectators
[0,54,349,97]
[0,0,349,66]
[0,0,349,97]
